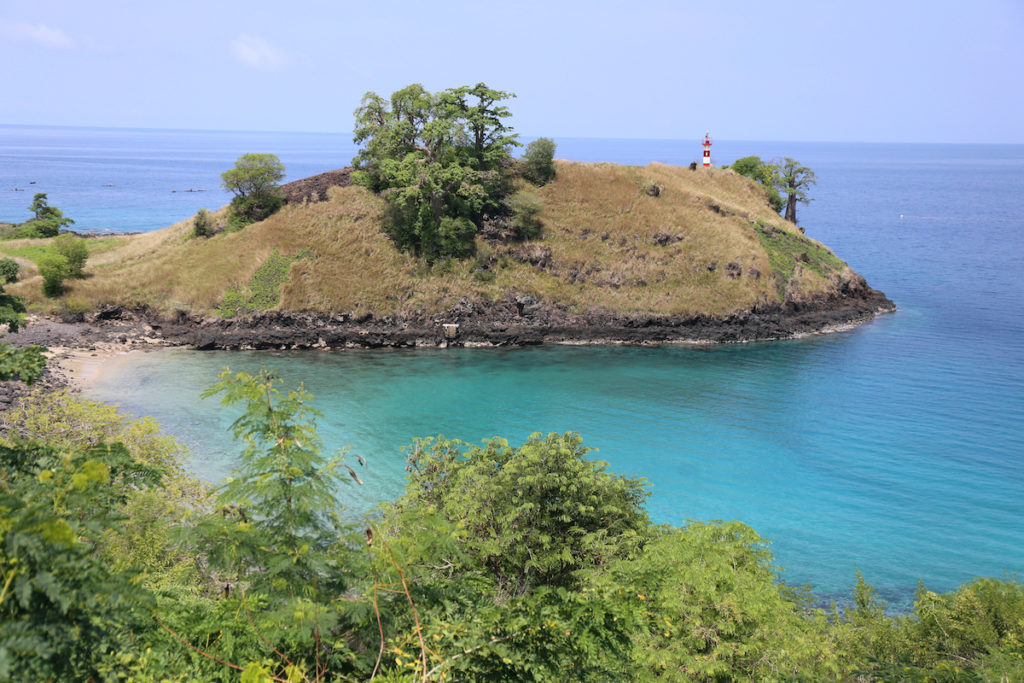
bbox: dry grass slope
[1,162,857,319]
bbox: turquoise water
[10,127,1022,607]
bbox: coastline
[5,282,896,359]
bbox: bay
[7,126,1021,607]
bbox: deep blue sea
[4,125,1023,608]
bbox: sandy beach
[49,346,156,390]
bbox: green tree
[731,155,784,213]
[776,157,817,224]
[220,154,286,228]
[520,137,557,185]
[352,82,521,260]
[594,521,842,679]
[0,254,43,385]
[196,368,363,595]
[19,193,74,238]
[52,233,88,278]
[387,432,650,598]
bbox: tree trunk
[784,196,798,223]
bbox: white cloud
[231,35,289,71]
[2,21,73,49]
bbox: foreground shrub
[388,432,651,597]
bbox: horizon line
[1,122,1020,147]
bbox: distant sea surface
[5,125,1023,608]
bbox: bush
[0,258,20,283]
[437,216,478,259]
[508,191,544,240]
[37,251,70,297]
[391,432,650,597]
[228,192,284,228]
[192,208,213,238]
[221,154,286,230]
[52,233,88,278]
[520,137,557,185]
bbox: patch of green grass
[753,221,845,293]
[0,237,124,265]
[218,248,311,317]
[0,244,51,264]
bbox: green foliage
[0,441,164,680]
[221,154,286,228]
[2,368,1023,681]
[389,432,650,598]
[36,250,69,297]
[0,254,29,337]
[594,522,841,680]
[0,259,19,284]
[198,367,361,597]
[352,82,520,261]
[192,207,213,238]
[0,345,46,385]
[217,249,308,317]
[36,234,89,297]
[776,157,817,223]
[520,137,557,185]
[508,190,544,240]
[731,155,785,213]
[52,233,88,278]
[840,575,1024,681]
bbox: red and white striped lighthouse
[701,132,712,167]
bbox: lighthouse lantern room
[702,132,712,167]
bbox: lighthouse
[702,132,712,167]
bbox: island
[2,159,893,352]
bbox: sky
[1,0,1022,143]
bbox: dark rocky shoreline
[8,279,895,354]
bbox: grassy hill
[0,162,881,325]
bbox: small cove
[10,128,1019,608]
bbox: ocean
[4,125,1023,608]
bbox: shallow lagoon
[87,313,1024,608]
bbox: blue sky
[1,0,1021,143]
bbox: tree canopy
[730,156,816,223]
[520,137,557,185]
[730,155,785,213]
[352,82,522,260]
[778,157,817,223]
[220,153,286,227]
